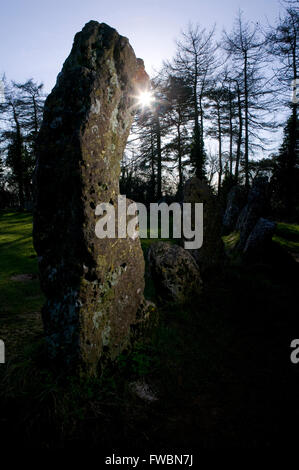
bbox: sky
[1,0,283,94]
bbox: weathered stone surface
[222,185,247,235]
[148,242,202,303]
[183,177,224,273]
[33,21,149,374]
[236,177,269,250]
[130,299,158,341]
[243,218,276,255]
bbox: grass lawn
[0,211,45,357]
[0,211,45,315]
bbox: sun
[137,90,154,108]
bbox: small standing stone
[148,242,202,303]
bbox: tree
[167,24,218,179]
[123,81,169,202]
[163,75,192,196]
[206,151,219,186]
[206,84,225,192]
[272,111,299,216]
[233,77,244,180]
[0,79,44,207]
[223,11,272,188]
[267,3,298,96]
[0,81,26,207]
[267,3,299,216]
[13,79,44,153]
[206,70,237,193]
[122,114,156,203]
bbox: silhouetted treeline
[0,1,298,220]
[121,3,298,219]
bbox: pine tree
[167,24,217,179]
[0,79,44,207]
[272,110,299,216]
[223,11,273,188]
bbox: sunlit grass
[0,211,45,315]
[222,231,240,251]
[273,222,299,254]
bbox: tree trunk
[177,123,183,194]
[154,114,162,200]
[217,104,222,194]
[235,81,243,181]
[13,109,25,209]
[150,130,156,200]
[229,88,233,176]
[244,50,249,188]
[193,58,204,179]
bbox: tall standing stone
[33,21,149,374]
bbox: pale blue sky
[1,0,282,93]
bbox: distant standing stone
[236,177,269,250]
[148,242,202,303]
[222,185,246,235]
[243,218,276,255]
[182,177,224,274]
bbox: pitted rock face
[148,242,202,303]
[33,21,148,374]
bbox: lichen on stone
[33,20,149,375]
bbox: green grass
[273,222,299,254]
[0,211,45,315]
[140,212,177,250]
[222,223,299,257]
[222,231,240,252]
